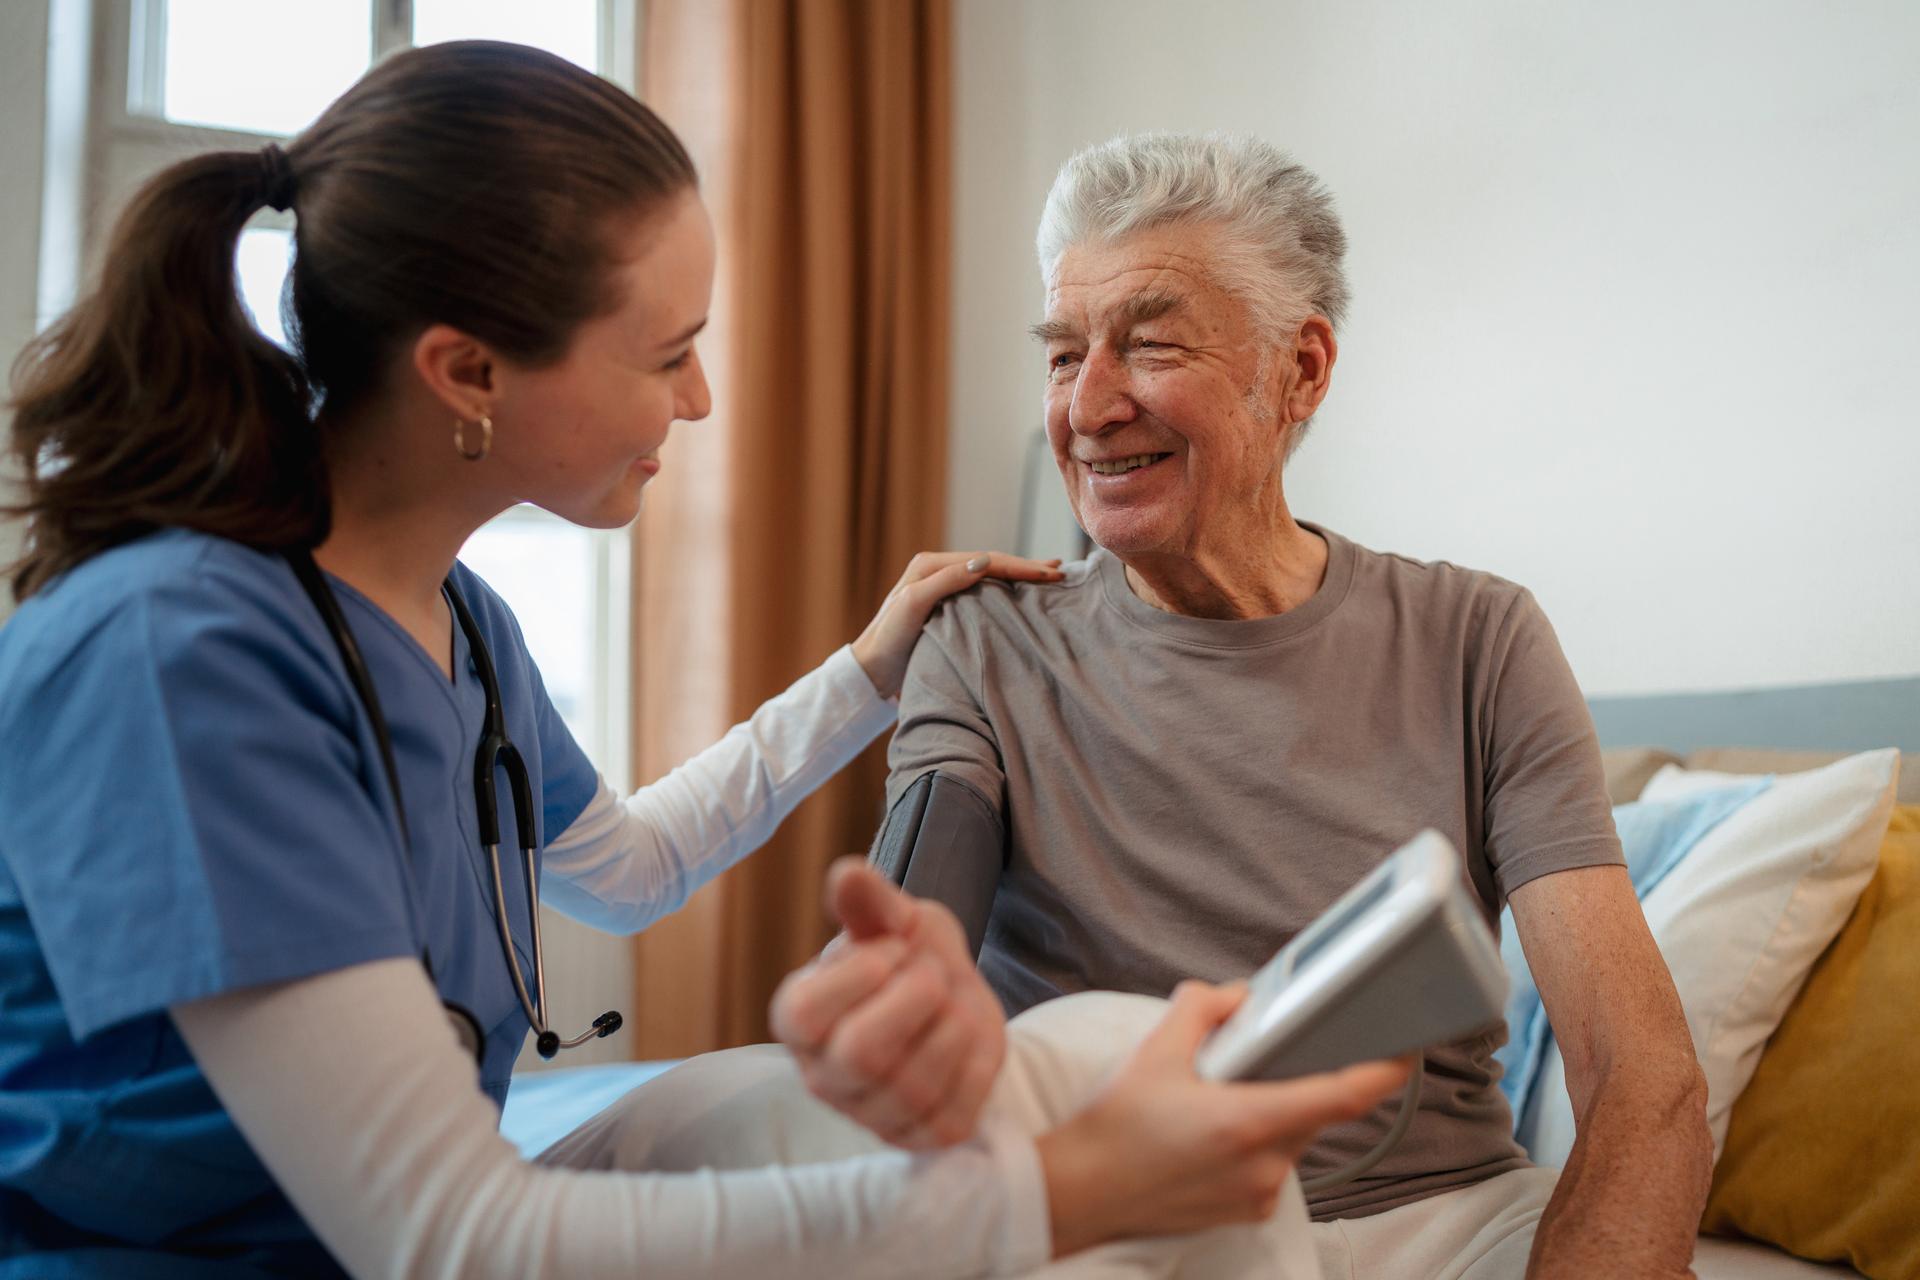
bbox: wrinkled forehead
[1039,225,1244,336]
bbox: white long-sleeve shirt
[539,646,898,934]
[172,647,1053,1280]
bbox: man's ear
[410,323,498,420]
[1282,315,1338,427]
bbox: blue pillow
[1493,776,1772,1130]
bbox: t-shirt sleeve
[885,605,1007,824]
[1,562,416,1041]
[1479,589,1624,901]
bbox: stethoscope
[288,550,622,1061]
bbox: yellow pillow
[1702,804,1920,1278]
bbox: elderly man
[877,133,1711,1279]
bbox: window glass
[160,0,371,136]
[461,516,599,750]
[235,225,292,348]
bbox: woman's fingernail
[965,555,988,573]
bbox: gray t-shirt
[886,524,1623,1220]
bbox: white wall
[949,0,1920,697]
[0,0,53,623]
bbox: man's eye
[662,349,692,371]
[1049,352,1080,370]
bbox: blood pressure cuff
[868,772,1005,960]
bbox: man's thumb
[826,858,914,941]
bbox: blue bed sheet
[500,1060,680,1158]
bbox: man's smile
[1081,451,1175,492]
[1085,452,1172,476]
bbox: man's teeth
[1090,454,1162,475]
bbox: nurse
[0,40,1404,1279]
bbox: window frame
[90,0,637,252]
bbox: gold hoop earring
[455,414,492,461]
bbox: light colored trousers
[539,992,1557,1279]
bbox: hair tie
[258,144,297,213]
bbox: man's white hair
[1036,133,1349,447]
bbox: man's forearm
[1527,1060,1711,1279]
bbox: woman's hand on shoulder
[769,859,1006,1149]
[850,552,1064,700]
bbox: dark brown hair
[6,41,695,599]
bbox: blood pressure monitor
[1195,830,1507,1083]
[869,792,1508,1194]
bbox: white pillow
[1516,748,1898,1167]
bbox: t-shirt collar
[1092,520,1356,649]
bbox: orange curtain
[628,0,952,1058]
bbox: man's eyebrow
[1115,290,1183,328]
[1028,291,1185,344]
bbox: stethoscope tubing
[287,549,621,1061]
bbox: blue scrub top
[0,529,598,1277]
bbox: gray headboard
[1587,676,1920,754]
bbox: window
[89,0,639,783]
[146,0,374,136]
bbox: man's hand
[769,858,1007,1148]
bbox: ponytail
[6,147,324,599]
